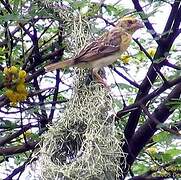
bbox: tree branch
[123,0,181,143]
[0,141,39,156]
[4,151,36,180]
[112,66,140,88]
[125,83,181,172]
[162,0,181,38]
[132,0,160,43]
[116,76,181,120]
[0,123,32,146]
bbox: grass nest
[39,69,126,180]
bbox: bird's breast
[90,51,121,69]
[120,33,132,52]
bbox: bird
[45,17,143,86]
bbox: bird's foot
[97,79,111,91]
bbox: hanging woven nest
[39,69,126,180]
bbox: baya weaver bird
[45,17,143,86]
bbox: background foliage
[0,0,180,179]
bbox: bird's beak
[136,20,144,29]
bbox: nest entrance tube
[40,69,126,180]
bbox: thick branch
[132,0,159,42]
[0,141,39,156]
[124,0,181,143]
[162,0,181,38]
[126,83,181,169]
[0,123,32,146]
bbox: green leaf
[153,131,173,144]
[71,0,89,10]
[174,157,181,164]
[106,5,115,16]
[161,152,172,162]
[14,153,28,165]
[167,99,181,111]
[165,148,181,158]
[153,148,181,163]
[4,120,17,130]
[113,98,123,110]
[136,51,146,61]
[0,13,19,22]
[115,83,137,92]
[28,133,40,141]
[0,72,4,85]
[132,163,148,174]
[12,0,21,12]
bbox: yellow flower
[3,67,28,105]
[119,54,131,64]
[19,92,28,101]
[14,92,21,102]
[8,92,17,103]
[18,78,25,83]
[18,70,27,79]
[19,130,34,142]
[16,83,26,93]
[9,66,18,74]
[147,48,156,57]
[146,147,157,154]
[3,67,10,75]
[5,89,14,98]
[11,102,17,106]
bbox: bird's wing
[73,28,123,63]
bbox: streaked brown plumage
[45,17,143,85]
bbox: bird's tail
[45,59,74,72]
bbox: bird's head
[116,16,144,34]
